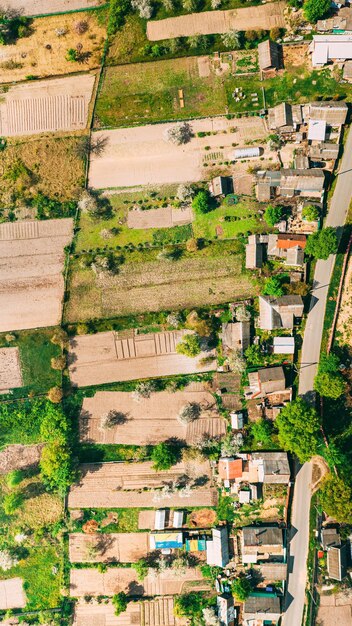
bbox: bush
[40,441,73,494]
[264,204,284,226]
[319,475,352,523]
[178,402,201,424]
[231,576,253,601]
[176,333,201,357]
[112,592,129,616]
[217,494,235,523]
[6,470,24,489]
[302,205,319,221]
[305,228,338,260]
[314,371,345,399]
[3,492,24,515]
[151,442,180,470]
[250,419,273,446]
[134,558,149,581]
[47,386,63,404]
[263,275,284,297]
[51,356,66,371]
[276,398,321,463]
[192,190,212,214]
[303,0,330,22]
[66,47,78,62]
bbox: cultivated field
[5,0,104,15]
[65,241,254,322]
[0,578,26,610]
[0,218,73,332]
[127,206,193,229]
[0,13,105,84]
[69,532,149,563]
[0,347,23,393]
[74,597,175,626]
[70,567,210,597]
[336,255,352,346]
[317,591,352,626]
[68,330,216,387]
[68,460,217,508]
[0,75,96,137]
[89,116,268,187]
[147,2,286,40]
[80,388,226,445]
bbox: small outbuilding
[273,336,295,354]
[258,40,281,71]
[206,527,230,568]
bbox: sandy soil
[0,13,105,83]
[70,566,210,597]
[68,330,216,387]
[0,443,44,474]
[5,0,104,16]
[88,116,269,189]
[318,591,352,626]
[0,218,73,332]
[0,74,96,136]
[74,597,175,626]
[0,347,23,392]
[80,388,225,445]
[336,254,352,346]
[69,532,149,563]
[283,44,309,68]
[127,206,193,229]
[147,2,286,40]
[0,578,26,610]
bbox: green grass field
[193,197,266,239]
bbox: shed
[327,544,348,581]
[209,176,234,197]
[285,246,305,266]
[239,489,251,504]
[321,527,341,549]
[258,366,286,395]
[233,147,260,159]
[172,510,184,528]
[155,509,166,530]
[206,527,230,568]
[221,321,250,354]
[218,457,243,482]
[243,594,281,622]
[217,594,235,626]
[246,234,263,269]
[273,336,295,354]
[258,40,280,71]
[231,411,244,430]
[308,119,327,141]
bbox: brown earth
[73,597,175,626]
[0,347,23,392]
[189,508,217,527]
[69,532,149,563]
[4,0,104,16]
[127,206,193,229]
[317,591,352,626]
[0,578,26,610]
[0,444,43,474]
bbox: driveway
[283,126,352,626]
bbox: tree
[305,227,338,260]
[6,470,24,489]
[174,593,205,619]
[250,419,273,446]
[319,352,340,374]
[51,329,68,348]
[302,205,319,222]
[235,305,250,322]
[187,34,208,50]
[66,47,78,61]
[264,204,284,226]
[192,190,212,214]
[276,398,321,463]
[245,30,257,42]
[100,410,127,430]
[0,550,18,571]
[176,333,201,357]
[221,30,241,50]
[263,276,284,297]
[167,122,193,145]
[270,27,281,40]
[231,576,253,601]
[40,441,72,494]
[112,592,129,616]
[203,607,220,626]
[131,0,153,19]
[151,442,180,471]
[51,356,66,371]
[186,311,211,336]
[47,386,63,404]
[178,402,201,424]
[245,344,262,366]
[182,0,196,12]
[314,372,345,399]
[227,349,246,374]
[177,183,194,202]
[319,475,352,523]
[132,380,157,401]
[211,0,221,9]
[303,0,330,23]
[3,492,23,515]
[134,558,149,581]
[186,237,199,253]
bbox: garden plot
[4,0,104,16]
[127,206,193,229]
[69,532,149,563]
[0,444,43,474]
[147,2,286,40]
[0,74,95,137]
[74,597,175,626]
[70,567,209,597]
[0,347,22,393]
[80,388,226,445]
[68,330,216,388]
[0,578,26,610]
[0,218,73,332]
[68,460,217,509]
[88,116,268,189]
[336,255,352,346]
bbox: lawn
[193,197,266,239]
[64,240,257,321]
[71,508,140,533]
[0,329,62,397]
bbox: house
[217,594,236,626]
[321,527,341,550]
[258,367,286,395]
[206,527,230,568]
[273,336,295,354]
[219,452,290,487]
[317,7,352,33]
[245,234,264,269]
[251,451,291,484]
[309,142,340,162]
[258,40,280,71]
[209,176,233,197]
[327,544,348,581]
[257,561,287,581]
[231,411,244,430]
[308,101,348,126]
[308,119,327,142]
[294,154,310,170]
[221,321,250,354]
[267,233,306,266]
[218,457,243,484]
[256,169,325,201]
[243,594,281,625]
[258,295,304,330]
[268,102,302,133]
[241,526,285,564]
[310,35,352,67]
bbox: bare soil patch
[73,597,175,626]
[0,443,43,474]
[318,591,352,626]
[4,0,104,16]
[283,44,309,69]
[0,218,73,332]
[0,74,96,136]
[0,578,26,609]
[0,347,22,392]
[69,532,149,563]
[336,254,352,346]
[68,330,216,387]
[189,508,217,527]
[311,455,329,494]
[127,206,193,229]
[0,14,105,84]
[80,388,225,445]
[147,2,286,41]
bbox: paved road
[283,126,352,626]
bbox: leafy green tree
[276,398,321,463]
[250,419,273,446]
[112,592,129,616]
[40,441,73,494]
[305,228,338,260]
[6,470,24,489]
[66,48,78,61]
[319,353,340,374]
[231,576,253,601]
[319,475,352,523]
[151,442,180,471]
[217,494,235,523]
[3,492,24,515]
[174,593,205,619]
[192,190,212,214]
[314,372,345,399]
[263,276,284,297]
[176,333,201,357]
[302,205,319,221]
[264,204,284,226]
[304,0,330,22]
[134,558,149,581]
[244,344,263,366]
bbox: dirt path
[5,0,104,16]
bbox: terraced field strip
[4,0,104,16]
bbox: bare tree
[99,410,128,430]
[131,0,153,19]
[235,304,251,322]
[167,122,193,146]
[132,380,157,401]
[221,30,241,50]
[177,183,194,202]
[178,402,201,424]
[0,550,18,571]
[74,20,89,35]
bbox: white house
[310,35,352,66]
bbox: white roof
[308,119,327,141]
[172,510,184,528]
[311,35,352,65]
[155,509,166,530]
[273,336,295,354]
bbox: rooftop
[242,526,283,547]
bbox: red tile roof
[277,234,307,250]
[218,458,243,480]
